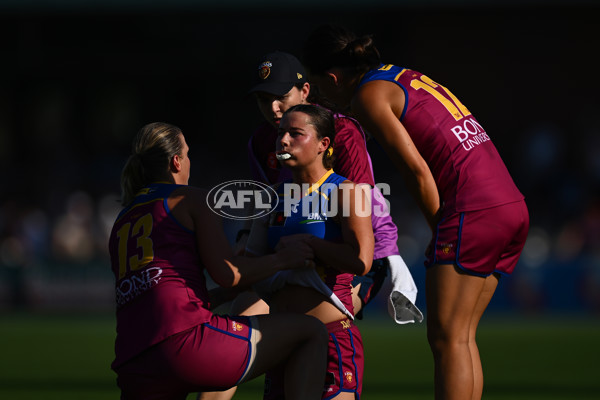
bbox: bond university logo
[451,117,491,151]
[206,180,278,220]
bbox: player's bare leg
[331,391,357,400]
[426,264,486,400]
[198,387,236,400]
[201,313,327,400]
[231,291,269,315]
[252,313,328,400]
[205,284,364,400]
[469,273,499,400]
[199,293,270,400]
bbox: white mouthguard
[276,153,292,160]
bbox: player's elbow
[211,275,235,289]
[210,262,241,288]
[355,257,372,276]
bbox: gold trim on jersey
[394,68,407,81]
[304,169,335,199]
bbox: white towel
[253,268,355,320]
[386,255,424,324]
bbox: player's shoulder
[185,185,209,196]
[333,113,365,140]
[333,113,357,125]
[353,79,402,118]
[335,178,361,189]
[180,186,221,224]
[172,185,209,207]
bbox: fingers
[273,234,318,270]
[283,241,314,259]
[275,242,315,270]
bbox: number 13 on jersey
[116,213,155,279]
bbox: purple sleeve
[371,185,399,259]
[332,114,399,258]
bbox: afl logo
[258,61,273,80]
[206,180,279,220]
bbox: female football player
[109,122,329,400]
[242,104,374,400]
[303,25,529,400]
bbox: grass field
[1,312,599,399]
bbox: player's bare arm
[352,81,441,230]
[169,187,315,288]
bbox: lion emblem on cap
[258,61,273,80]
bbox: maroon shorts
[114,314,258,400]
[263,319,363,400]
[425,200,529,276]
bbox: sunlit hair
[284,104,336,169]
[120,122,183,205]
[302,24,381,77]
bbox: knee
[426,323,469,353]
[427,327,444,353]
[427,330,448,356]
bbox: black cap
[248,51,307,96]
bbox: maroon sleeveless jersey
[108,183,212,368]
[358,64,524,215]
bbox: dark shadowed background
[0,1,599,317]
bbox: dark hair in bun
[303,24,381,76]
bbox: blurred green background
[1,312,599,399]
[1,0,599,398]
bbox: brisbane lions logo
[258,61,273,80]
[232,321,244,332]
